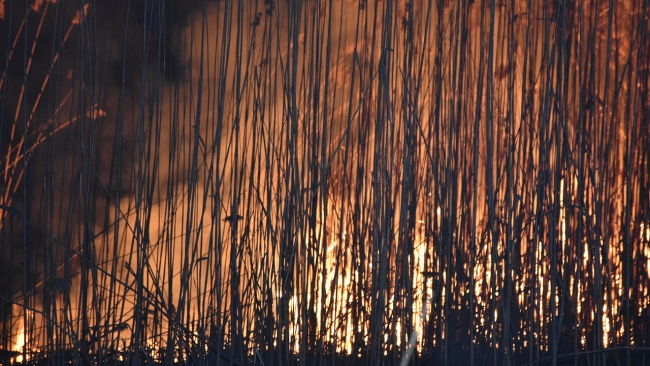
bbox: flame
[13,326,25,363]
[11,306,28,364]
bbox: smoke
[0,0,207,346]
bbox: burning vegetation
[1,0,649,365]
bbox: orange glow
[1,0,648,364]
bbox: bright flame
[13,326,25,363]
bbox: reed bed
[1,0,649,365]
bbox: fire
[10,306,29,364]
[1,0,648,364]
[12,327,24,363]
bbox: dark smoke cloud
[0,0,206,322]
